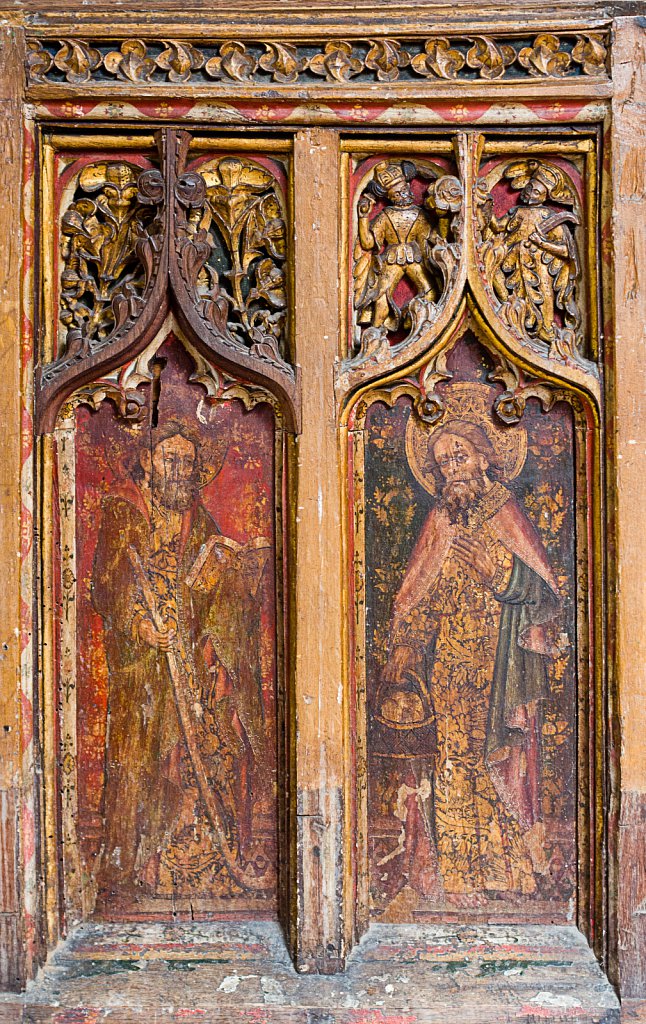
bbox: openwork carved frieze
[26,32,609,88]
[351,157,463,359]
[476,157,583,360]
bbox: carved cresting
[25,33,609,87]
[35,130,300,434]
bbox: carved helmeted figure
[354,160,440,332]
[480,160,581,357]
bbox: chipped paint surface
[0,922,618,1023]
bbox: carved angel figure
[354,161,441,332]
[479,160,581,358]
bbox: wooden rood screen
[21,20,615,984]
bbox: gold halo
[405,382,528,496]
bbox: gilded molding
[26,32,609,88]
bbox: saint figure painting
[67,341,279,917]
[365,372,576,918]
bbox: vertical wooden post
[611,16,646,1000]
[0,24,26,992]
[292,129,347,973]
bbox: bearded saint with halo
[92,408,274,905]
[378,382,561,907]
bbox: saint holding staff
[91,415,275,905]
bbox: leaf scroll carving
[27,33,611,87]
[410,39,466,79]
[517,34,572,77]
[53,38,102,84]
[175,156,289,365]
[59,161,164,358]
[466,36,516,79]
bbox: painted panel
[360,332,578,921]
[55,338,280,919]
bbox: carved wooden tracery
[36,128,299,434]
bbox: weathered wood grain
[0,24,25,995]
[611,15,646,1000]
[0,0,642,37]
[292,129,347,974]
[0,921,620,1022]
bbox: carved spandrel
[476,157,584,361]
[351,157,463,360]
[178,155,289,367]
[41,160,165,391]
[36,131,299,435]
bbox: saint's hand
[137,617,176,651]
[382,644,424,684]
[451,535,497,587]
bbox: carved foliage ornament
[37,133,296,432]
[26,33,609,87]
[416,342,566,429]
[175,156,288,366]
[59,161,163,353]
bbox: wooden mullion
[291,128,349,974]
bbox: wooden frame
[0,2,643,1001]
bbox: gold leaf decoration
[258,42,306,84]
[59,161,156,346]
[410,38,465,79]
[466,36,516,80]
[364,39,411,82]
[156,39,205,83]
[572,33,608,75]
[205,41,258,81]
[53,38,102,85]
[26,40,54,82]
[104,39,156,83]
[308,41,363,83]
[518,34,572,77]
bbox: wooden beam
[611,14,646,1001]
[0,23,26,993]
[292,128,348,974]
